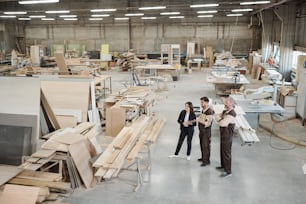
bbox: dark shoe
[215,166,224,171]
[220,172,232,178]
[197,158,203,162]
[200,163,209,167]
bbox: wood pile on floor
[0,122,101,203]
[118,52,135,71]
[94,115,166,180]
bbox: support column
[278,4,296,80]
[260,10,274,63]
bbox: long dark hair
[185,101,194,113]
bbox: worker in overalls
[197,96,214,167]
[215,97,236,177]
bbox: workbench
[135,64,180,79]
[207,74,250,95]
[231,95,284,129]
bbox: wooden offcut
[17,170,62,182]
[31,149,56,158]
[69,140,94,189]
[0,165,22,186]
[0,184,40,204]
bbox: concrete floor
[66,68,306,204]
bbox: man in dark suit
[197,96,214,167]
[216,97,236,177]
[169,102,196,160]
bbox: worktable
[135,64,180,78]
[231,95,284,129]
[207,74,250,95]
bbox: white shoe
[169,154,179,158]
[187,156,191,161]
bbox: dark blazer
[177,110,197,130]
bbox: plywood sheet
[0,184,40,204]
[31,149,56,158]
[53,133,84,145]
[56,115,78,128]
[54,52,68,74]
[69,141,94,188]
[0,165,22,186]
[41,81,90,122]
[17,170,62,182]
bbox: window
[292,50,306,69]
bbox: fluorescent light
[18,17,31,20]
[42,18,55,20]
[59,15,77,18]
[227,14,243,16]
[115,17,129,20]
[46,10,70,14]
[0,15,16,18]
[240,1,270,5]
[190,4,219,8]
[29,15,46,18]
[160,12,180,15]
[141,17,157,19]
[197,10,218,14]
[89,18,103,20]
[125,13,144,17]
[91,14,110,17]
[90,9,117,12]
[4,11,27,15]
[198,15,214,18]
[139,6,166,10]
[169,16,184,19]
[232,8,253,12]
[64,18,78,20]
[19,0,59,4]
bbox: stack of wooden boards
[105,86,156,137]
[1,122,100,204]
[94,115,166,180]
[118,52,135,71]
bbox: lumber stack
[118,52,135,71]
[236,115,260,145]
[6,122,100,198]
[94,115,166,180]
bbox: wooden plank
[54,52,68,74]
[106,149,121,164]
[113,130,132,149]
[69,141,94,189]
[31,149,56,158]
[106,106,125,137]
[8,177,71,192]
[94,167,107,177]
[41,140,69,152]
[17,170,62,182]
[41,89,61,130]
[53,133,84,145]
[56,115,78,128]
[26,157,40,163]
[74,122,95,134]
[0,165,22,186]
[0,184,40,204]
[41,81,90,123]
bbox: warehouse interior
[0,0,306,203]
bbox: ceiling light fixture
[139,6,166,10]
[232,8,253,12]
[59,15,77,18]
[190,4,219,8]
[160,12,180,15]
[64,18,78,20]
[125,13,144,16]
[0,15,16,18]
[169,16,184,19]
[115,17,129,20]
[29,15,46,18]
[91,14,110,17]
[45,10,70,14]
[42,18,55,20]
[18,17,31,20]
[19,0,59,4]
[227,13,243,16]
[198,15,214,18]
[89,18,103,20]
[197,10,218,14]
[4,11,27,15]
[141,17,157,19]
[91,9,117,12]
[240,1,270,5]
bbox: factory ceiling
[0,0,299,24]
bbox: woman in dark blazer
[169,101,197,160]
